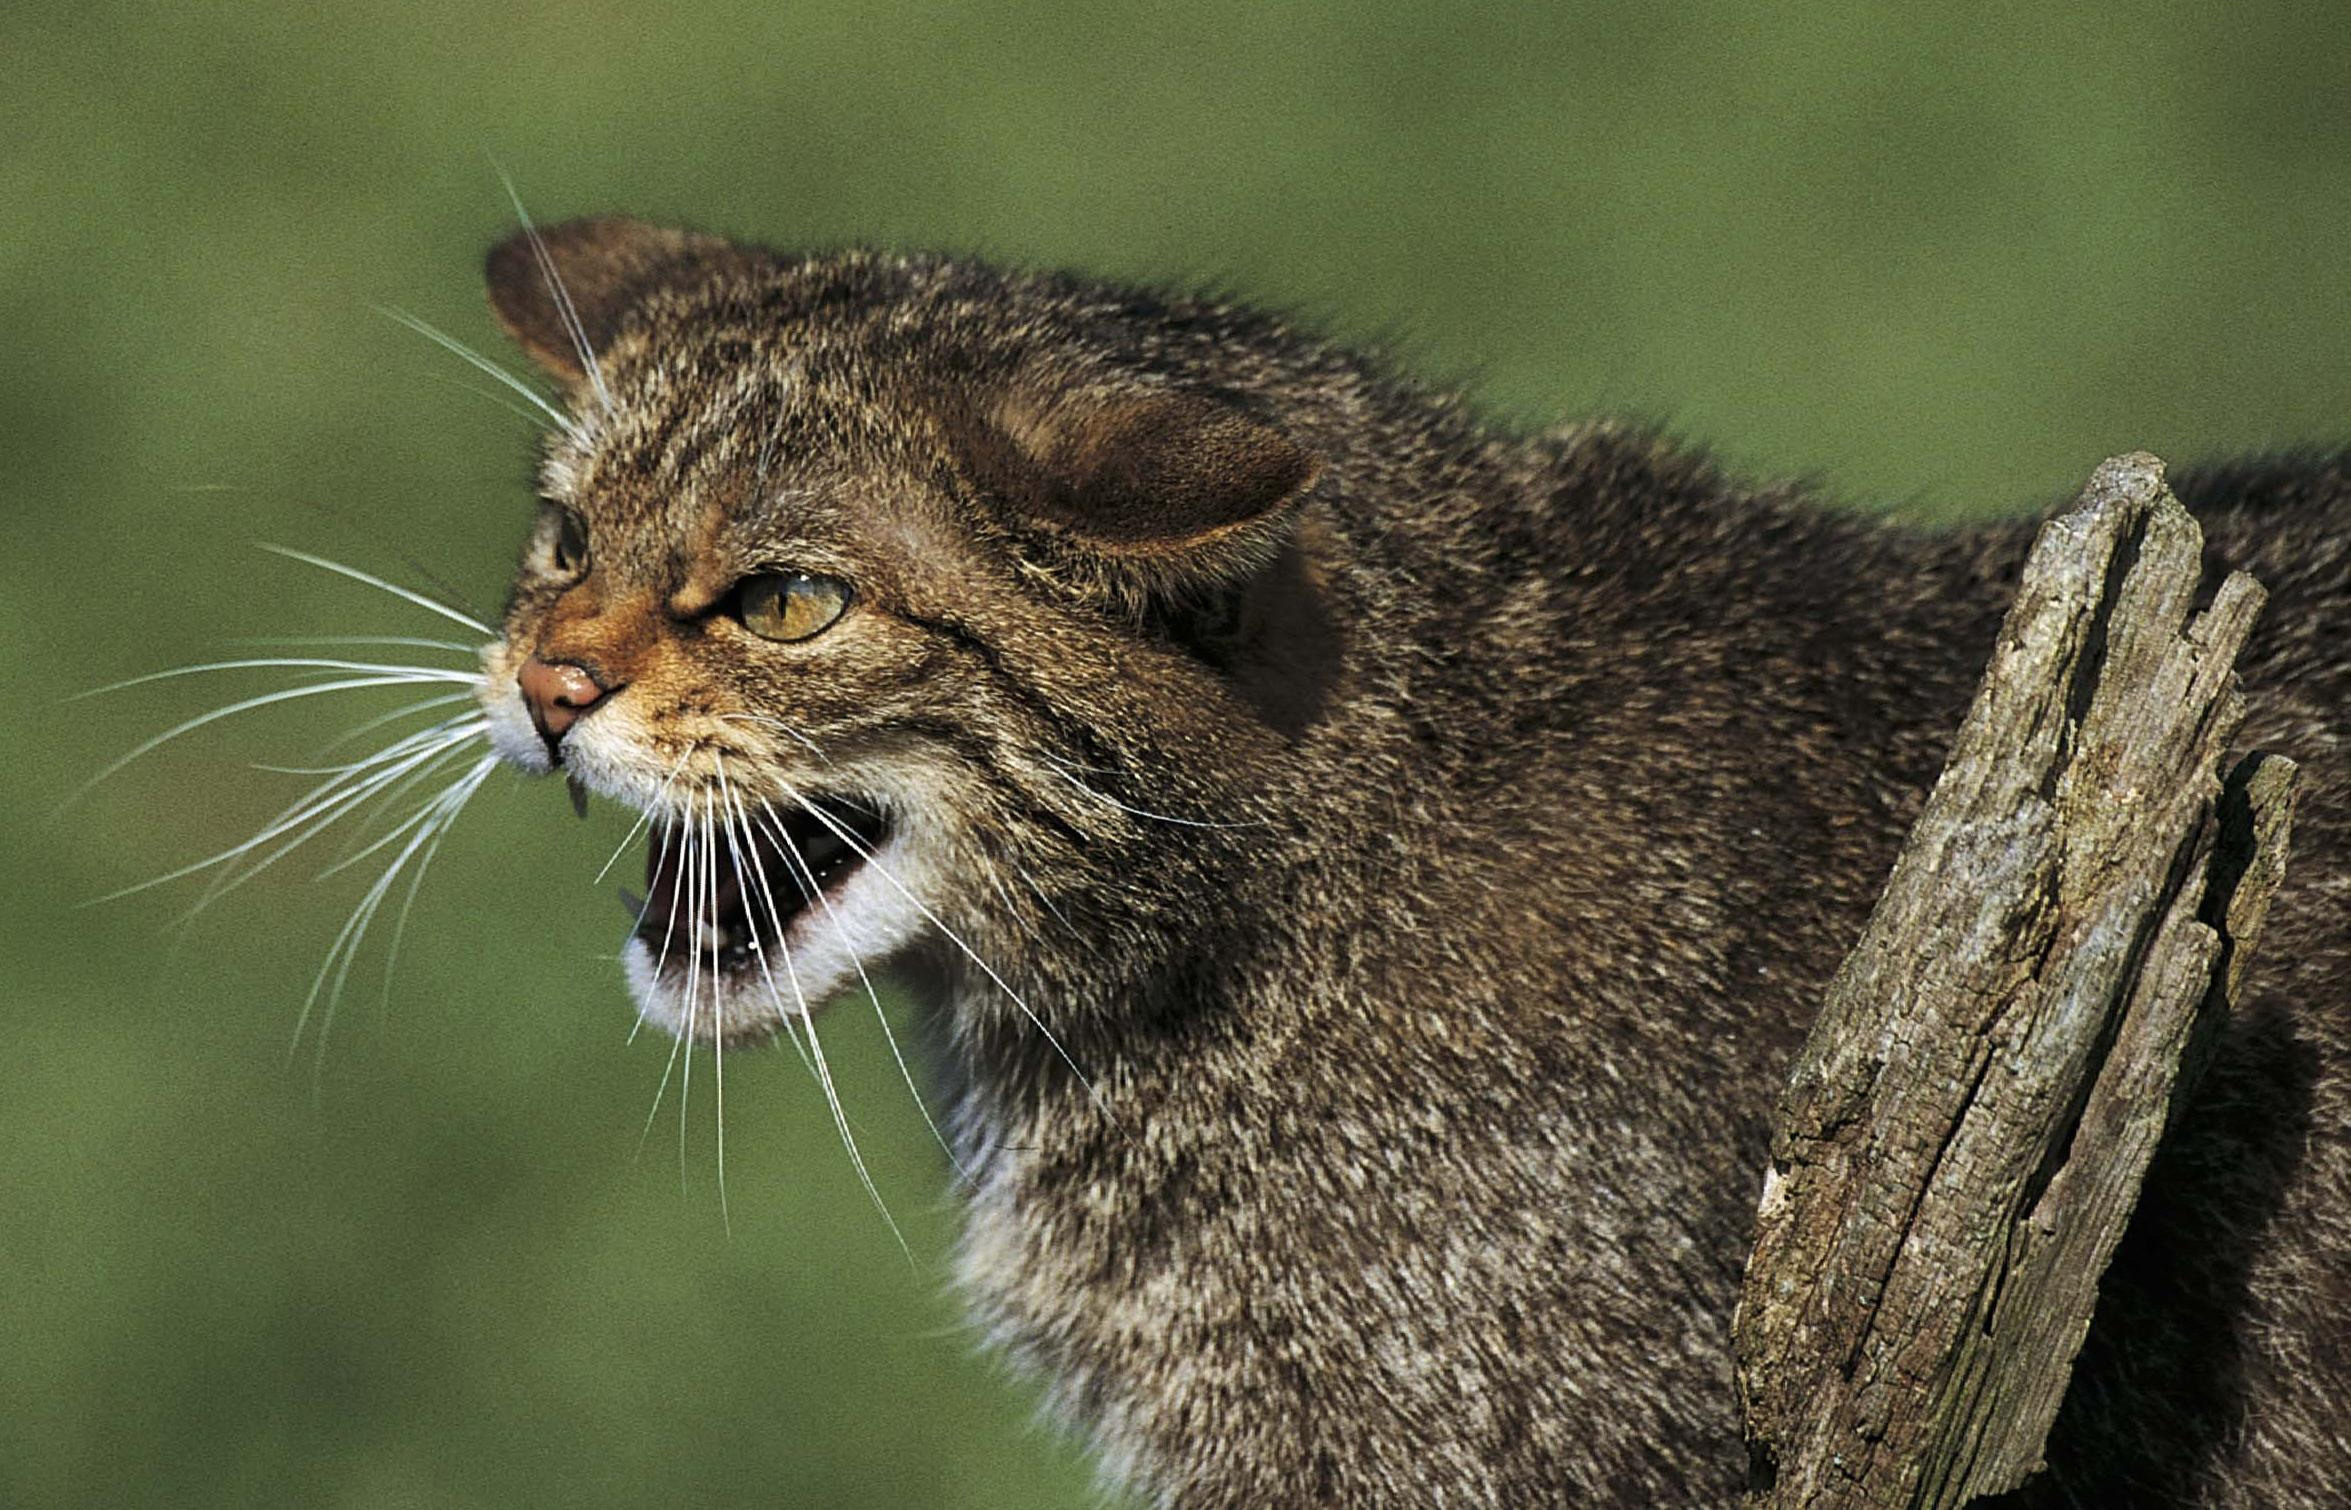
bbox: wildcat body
[475,219,2349,1506]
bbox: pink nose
[518,656,612,747]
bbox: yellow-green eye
[738,571,852,642]
[550,510,590,576]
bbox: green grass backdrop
[5,1,2349,1505]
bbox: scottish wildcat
[470,217,2347,1505]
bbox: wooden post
[1733,454,2301,1507]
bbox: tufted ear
[976,384,1324,601]
[485,216,727,385]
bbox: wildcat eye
[737,572,852,642]
[550,509,591,577]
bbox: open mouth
[623,795,890,981]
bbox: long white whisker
[311,748,497,881]
[628,809,690,1043]
[263,709,489,783]
[226,634,481,658]
[709,774,815,1097]
[670,803,708,1175]
[213,731,487,914]
[418,368,558,433]
[94,718,486,908]
[691,794,719,1204]
[197,714,488,869]
[710,786,751,1233]
[307,758,496,1053]
[1036,753,1264,830]
[74,658,482,701]
[722,773,909,1259]
[645,824,688,980]
[256,543,500,637]
[293,755,497,1063]
[979,865,1041,942]
[69,675,483,810]
[714,711,830,763]
[497,171,614,414]
[593,747,693,887]
[1018,868,1081,938]
[779,785,1106,1114]
[751,802,973,1188]
[376,762,490,1014]
[634,816,694,1156]
[241,694,479,773]
[376,306,582,442]
[678,796,718,1194]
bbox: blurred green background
[5,1,2348,1505]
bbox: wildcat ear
[485,216,726,385]
[980,385,1323,592]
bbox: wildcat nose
[518,655,614,748]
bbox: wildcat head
[473,218,1328,1049]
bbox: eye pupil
[554,513,590,574]
[739,571,851,642]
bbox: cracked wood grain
[1733,453,2302,1509]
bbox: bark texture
[1734,453,2302,1508]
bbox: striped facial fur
[474,218,1325,1052]
[474,359,970,1047]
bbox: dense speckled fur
[482,219,2348,1506]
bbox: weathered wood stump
[1733,453,2301,1508]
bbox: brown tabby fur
[479,217,2349,1506]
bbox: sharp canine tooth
[567,775,590,819]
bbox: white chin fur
[620,835,931,1045]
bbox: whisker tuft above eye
[496,169,616,416]
[376,305,585,443]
